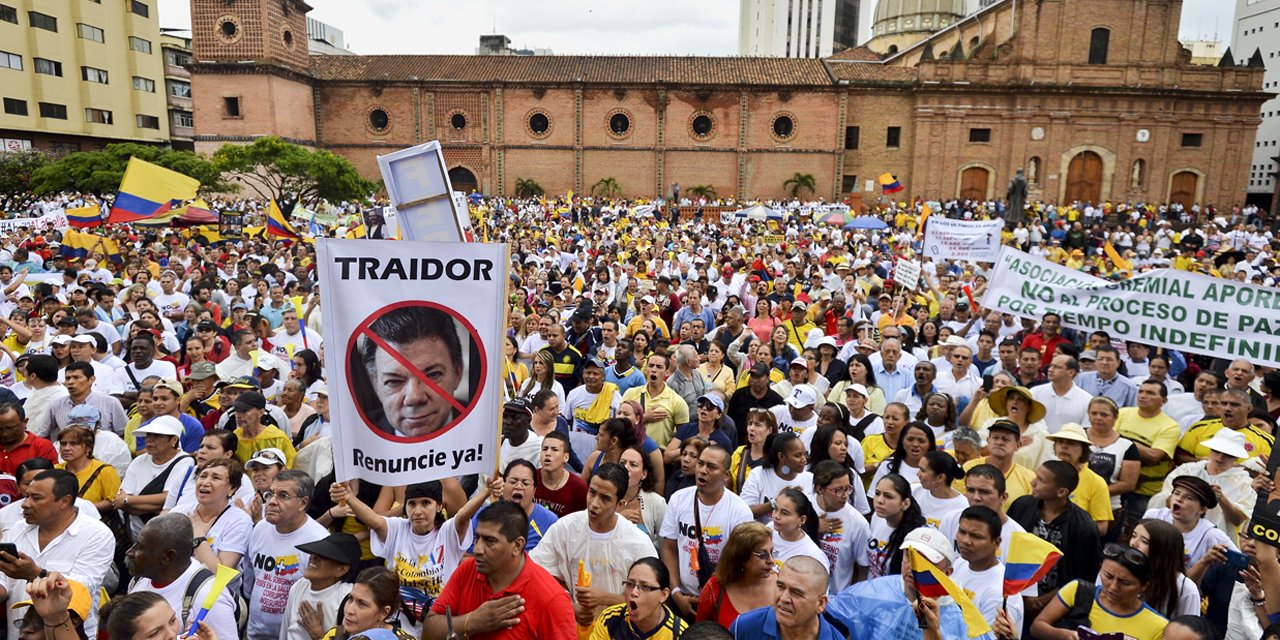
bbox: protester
[126,513,239,640]
[245,469,328,640]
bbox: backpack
[132,568,248,638]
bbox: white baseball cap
[901,526,955,565]
[785,384,817,408]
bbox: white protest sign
[923,218,1003,263]
[894,259,921,291]
[983,246,1280,367]
[316,239,506,484]
[376,141,466,243]
[720,211,736,225]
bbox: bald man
[729,556,840,640]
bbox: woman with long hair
[830,353,886,415]
[591,558,687,640]
[104,591,218,640]
[583,417,639,485]
[863,402,910,479]
[518,350,565,406]
[747,299,778,341]
[617,400,665,491]
[868,473,927,579]
[740,432,810,522]
[911,450,967,528]
[631,329,651,359]
[866,421,934,496]
[698,340,736,399]
[730,408,776,493]
[1130,519,1201,618]
[1031,544,1168,640]
[324,567,415,640]
[695,522,777,628]
[291,349,325,400]
[769,488,828,570]
[501,336,529,400]
[807,424,870,515]
[916,392,958,449]
[768,325,798,371]
[663,436,707,500]
[812,461,871,592]
[616,445,667,550]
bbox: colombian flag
[919,202,932,234]
[109,157,200,223]
[266,200,300,239]
[880,173,904,195]
[58,229,121,264]
[908,548,991,638]
[1004,532,1062,597]
[66,205,102,229]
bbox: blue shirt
[674,421,733,450]
[1077,371,1139,408]
[672,306,716,333]
[730,605,843,640]
[137,413,206,453]
[874,362,910,403]
[469,503,559,552]
[259,301,289,330]
[606,364,646,395]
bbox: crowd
[0,190,1276,640]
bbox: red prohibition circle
[345,300,487,443]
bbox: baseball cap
[987,419,1023,438]
[222,376,261,390]
[901,527,954,565]
[313,383,328,397]
[789,357,810,370]
[246,447,287,470]
[697,393,725,412]
[295,533,362,579]
[1078,350,1097,362]
[232,302,249,311]
[185,361,218,381]
[151,379,183,397]
[640,295,656,305]
[256,354,287,373]
[10,578,91,623]
[197,320,219,332]
[785,384,817,408]
[749,362,771,377]
[134,415,184,438]
[232,391,267,412]
[582,355,606,370]
[67,404,101,427]
[70,334,95,345]
[844,383,868,398]
[504,398,533,416]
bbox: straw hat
[1046,423,1091,444]
[988,385,1046,424]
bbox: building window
[33,58,62,76]
[81,67,108,84]
[129,37,151,53]
[0,51,20,71]
[844,126,860,149]
[28,11,56,32]
[969,128,992,143]
[168,81,190,98]
[691,114,714,138]
[451,113,467,130]
[841,175,859,192]
[1181,133,1203,147]
[173,111,193,127]
[528,112,550,134]
[130,1,148,17]
[223,96,240,117]
[610,112,630,134]
[85,108,112,124]
[1088,28,1109,64]
[136,114,159,129]
[773,114,794,138]
[368,108,389,132]
[886,126,901,148]
[0,5,17,25]
[3,98,26,116]
[133,76,155,92]
[38,102,67,119]
[77,23,104,42]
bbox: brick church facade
[188,0,1267,208]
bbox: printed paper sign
[923,218,1003,263]
[317,239,506,484]
[894,259,921,291]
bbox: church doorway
[1064,151,1103,204]
[1169,171,1198,210]
[448,166,478,195]
[959,167,989,201]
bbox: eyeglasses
[751,550,773,561]
[505,478,535,488]
[823,485,852,497]
[261,491,297,502]
[621,580,664,594]
[1103,543,1148,568]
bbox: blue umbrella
[844,217,888,230]
[733,204,783,221]
[467,193,484,202]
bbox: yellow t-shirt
[1115,408,1181,496]
[620,384,690,449]
[1178,420,1273,460]
[58,459,120,505]
[1069,466,1114,523]
[236,425,298,468]
[956,457,1036,512]
[729,445,760,493]
[1055,580,1167,640]
[625,315,670,340]
[863,434,894,468]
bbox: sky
[158,0,1234,57]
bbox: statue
[1006,168,1028,224]
[1027,158,1039,184]
[1131,160,1143,188]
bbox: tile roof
[826,47,885,61]
[309,54,836,86]
[825,60,919,83]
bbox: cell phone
[1226,549,1250,569]
[982,374,994,392]
[0,543,17,558]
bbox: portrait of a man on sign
[364,208,387,239]
[350,304,482,439]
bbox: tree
[591,177,621,199]
[28,144,234,197]
[0,149,53,203]
[514,178,545,198]
[686,184,717,199]
[783,172,817,198]
[211,136,379,212]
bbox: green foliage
[783,172,817,198]
[514,178,545,198]
[0,149,54,201]
[29,144,234,197]
[211,136,379,210]
[591,177,621,199]
[686,184,717,199]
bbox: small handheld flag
[187,565,240,636]
[918,202,932,233]
[266,199,301,239]
[909,548,992,638]
[66,205,102,229]
[880,173,905,195]
[1003,532,1062,597]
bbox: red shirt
[431,555,575,640]
[0,433,58,503]
[533,472,587,518]
[696,576,744,629]
[1020,332,1069,367]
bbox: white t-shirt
[372,517,474,635]
[529,511,658,618]
[243,518,330,640]
[771,405,818,438]
[165,467,255,511]
[120,453,195,538]
[910,486,969,530]
[280,578,352,640]
[561,385,621,434]
[132,559,239,640]
[78,323,121,349]
[815,502,870,593]
[114,359,178,394]
[739,468,815,524]
[952,559,1025,635]
[174,501,254,558]
[154,291,191,318]
[867,515,898,580]
[658,487,754,593]
[937,511,1039,598]
[768,524,830,572]
[1143,508,1238,566]
[866,461,921,498]
[271,329,321,361]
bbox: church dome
[872,0,967,36]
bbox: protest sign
[218,213,242,238]
[762,235,785,246]
[720,211,736,225]
[923,218,1003,262]
[983,246,1280,368]
[316,239,506,484]
[894,259,921,291]
[1252,457,1280,549]
[376,141,467,242]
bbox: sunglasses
[1103,543,1147,568]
